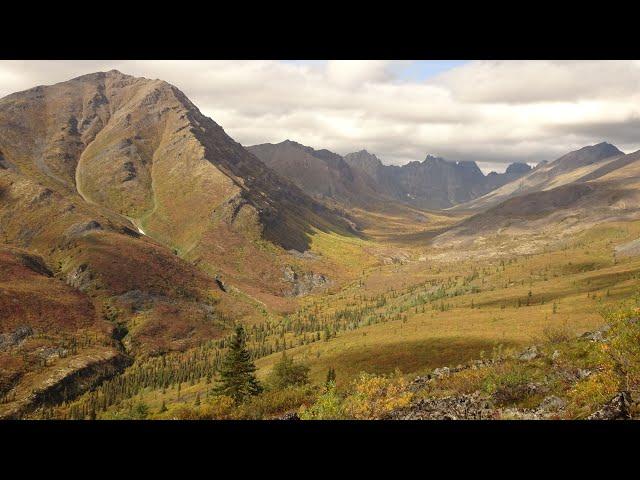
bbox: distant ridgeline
[249,141,532,210]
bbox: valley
[2,69,640,420]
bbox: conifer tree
[326,367,336,386]
[214,325,262,402]
[267,351,310,389]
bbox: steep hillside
[456,142,624,211]
[247,140,391,209]
[0,70,357,300]
[0,71,360,417]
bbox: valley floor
[38,216,640,420]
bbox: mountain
[344,150,531,210]
[456,142,624,211]
[0,70,356,293]
[435,146,640,246]
[0,70,355,417]
[250,142,532,211]
[246,140,384,209]
[485,162,532,190]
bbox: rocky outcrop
[283,265,330,297]
[0,349,132,419]
[251,142,533,211]
[278,411,301,420]
[518,345,539,361]
[345,151,533,209]
[587,392,632,420]
[0,326,34,352]
[387,392,498,420]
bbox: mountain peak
[423,154,447,164]
[585,141,622,155]
[506,162,532,175]
[548,142,624,175]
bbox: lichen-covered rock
[387,392,498,420]
[538,395,567,413]
[587,392,632,420]
[580,324,611,342]
[278,411,301,420]
[518,345,539,361]
[0,325,34,351]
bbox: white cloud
[325,60,393,88]
[1,60,639,169]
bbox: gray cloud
[1,60,639,172]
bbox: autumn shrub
[541,323,572,344]
[434,367,490,396]
[300,372,413,420]
[600,307,640,392]
[235,385,316,419]
[198,395,236,419]
[566,306,640,417]
[169,405,202,420]
[157,395,235,419]
[298,383,346,420]
[481,364,538,406]
[566,368,620,418]
[341,372,413,419]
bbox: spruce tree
[326,367,336,386]
[214,325,262,402]
[267,351,310,390]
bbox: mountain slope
[0,70,359,417]
[0,71,355,298]
[434,148,640,248]
[455,142,624,211]
[247,140,391,209]
[249,142,532,212]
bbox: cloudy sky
[1,60,639,173]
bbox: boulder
[587,392,632,420]
[518,345,539,361]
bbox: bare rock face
[0,326,34,352]
[283,265,330,297]
[251,143,535,211]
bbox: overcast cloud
[1,60,639,173]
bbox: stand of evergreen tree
[214,325,262,402]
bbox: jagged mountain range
[249,141,532,210]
